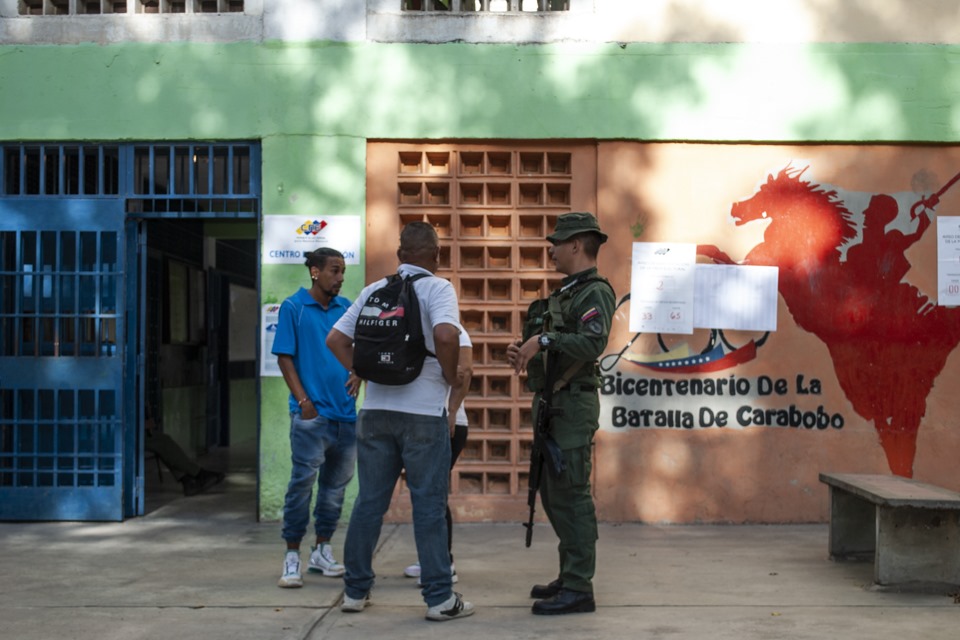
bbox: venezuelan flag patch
[580,307,599,323]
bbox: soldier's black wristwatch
[538,334,552,351]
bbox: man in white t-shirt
[326,221,475,622]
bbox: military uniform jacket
[522,266,615,448]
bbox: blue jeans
[343,409,452,606]
[281,414,357,544]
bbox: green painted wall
[2,42,960,143]
[259,136,367,522]
[4,40,960,521]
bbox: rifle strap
[553,360,585,393]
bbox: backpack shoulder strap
[401,271,437,357]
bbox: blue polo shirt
[271,287,356,422]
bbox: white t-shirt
[333,264,462,417]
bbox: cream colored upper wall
[369,0,960,45]
[2,0,959,45]
[0,1,269,44]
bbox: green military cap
[547,211,608,244]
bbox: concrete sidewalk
[1,471,957,640]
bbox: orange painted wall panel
[595,143,960,522]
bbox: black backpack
[352,272,434,385]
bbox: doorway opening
[138,218,259,514]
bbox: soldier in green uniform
[507,211,615,615]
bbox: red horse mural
[698,166,960,477]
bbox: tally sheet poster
[938,216,960,306]
[630,242,778,333]
[629,243,697,334]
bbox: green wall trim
[2,41,960,143]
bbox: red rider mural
[697,166,960,477]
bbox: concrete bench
[819,472,960,589]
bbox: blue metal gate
[1,141,259,521]
[0,200,126,521]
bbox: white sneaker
[415,562,458,586]
[277,551,303,588]
[341,593,370,613]
[308,543,345,577]
[403,561,421,578]
[425,592,474,621]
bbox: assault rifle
[524,351,566,547]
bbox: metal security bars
[0,197,126,520]
[0,229,120,358]
[402,1,568,11]
[127,143,259,217]
[18,1,244,15]
[0,388,122,492]
[0,142,258,216]
[2,145,120,197]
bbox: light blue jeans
[281,414,357,544]
[343,409,452,606]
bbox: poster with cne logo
[263,215,361,265]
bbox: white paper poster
[693,263,779,332]
[262,215,361,265]
[260,304,282,377]
[937,216,960,306]
[630,242,779,334]
[629,243,697,334]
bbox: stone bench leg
[827,487,876,560]
[875,507,960,587]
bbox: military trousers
[539,442,597,594]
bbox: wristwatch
[538,334,552,351]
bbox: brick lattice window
[368,142,595,522]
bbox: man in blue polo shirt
[272,248,360,588]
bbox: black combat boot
[531,588,596,615]
[529,578,563,599]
